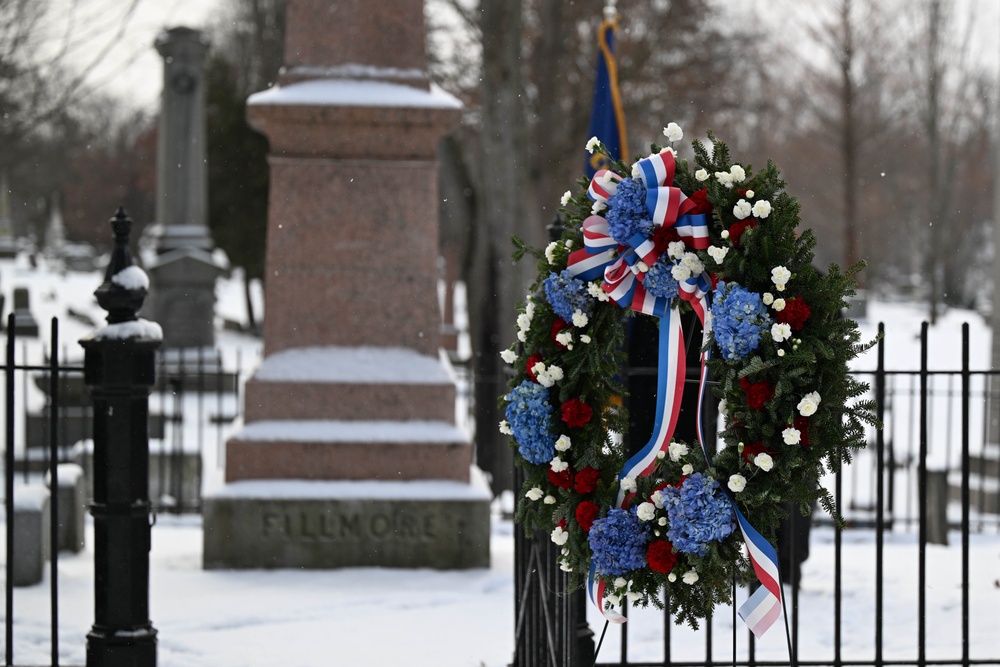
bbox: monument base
[202,467,492,569]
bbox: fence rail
[514,321,1000,667]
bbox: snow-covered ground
[2,257,1000,665]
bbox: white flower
[755,453,774,471]
[572,310,589,328]
[500,349,517,364]
[663,122,684,142]
[683,570,700,585]
[588,281,611,302]
[591,200,607,214]
[559,560,573,572]
[668,573,677,583]
[560,190,572,206]
[656,450,666,460]
[680,252,704,274]
[771,322,792,343]
[517,313,531,332]
[667,240,687,259]
[771,266,792,288]
[728,474,747,493]
[531,360,548,377]
[564,239,574,250]
[546,365,564,382]
[543,495,556,505]
[551,525,569,545]
[782,427,801,445]
[718,399,728,416]
[668,441,689,462]
[695,168,709,182]
[620,477,637,493]
[606,593,622,607]
[525,297,535,317]
[499,420,512,435]
[516,330,527,343]
[580,334,592,344]
[752,199,772,219]
[614,576,628,589]
[586,136,600,154]
[651,490,665,509]
[555,331,574,349]
[745,189,755,198]
[658,517,668,526]
[729,164,746,182]
[671,263,692,281]
[554,434,572,452]
[778,349,786,357]
[772,298,786,311]
[631,161,642,178]
[550,456,569,473]
[797,391,821,417]
[682,463,694,475]
[525,487,544,501]
[721,229,730,239]
[762,292,774,305]
[636,502,657,522]
[636,260,649,273]
[545,241,560,265]
[599,170,618,186]
[733,199,752,220]
[707,245,729,264]
[714,171,734,188]
[626,590,642,602]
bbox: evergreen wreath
[500,127,879,628]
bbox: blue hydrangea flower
[710,281,772,361]
[505,380,555,464]
[643,259,680,301]
[605,177,654,245]
[543,270,592,322]
[588,507,650,576]
[660,472,736,556]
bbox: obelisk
[202,0,490,570]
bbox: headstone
[203,0,490,570]
[12,286,38,337]
[52,463,86,552]
[0,172,18,259]
[145,27,226,350]
[44,191,66,260]
[13,485,50,586]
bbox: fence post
[80,208,160,667]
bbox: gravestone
[12,286,38,337]
[203,0,490,570]
[145,27,226,350]
[0,172,17,259]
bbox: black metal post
[81,208,160,667]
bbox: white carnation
[663,122,684,142]
[728,474,747,493]
[560,190,572,206]
[544,241,560,265]
[585,136,600,154]
[667,240,686,259]
[680,252,704,274]
[636,502,657,522]
[543,495,556,504]
[752,199,772,219]
[525,487,544,501]
[572,310,589,328]
[733,199,752,220]
[755,453,774,471]
[797,391,821,417]
[695,168,709,182]
[554,434,572,452]
[500,348,517,364]
[683,570,700,585]
[771,266,792,288]
[499,420,512,435]
[550,456,569,473]
[782,427,801,445]
[668,441,689,462]
[772,298,786,311]
[729,164,746,182]
[551,525,569,545]
[620,477,637,493]
[707,245,729,264]
[671,263,692,281]
[771,322,792,343]
[682,463,694,475]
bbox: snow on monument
[202,0,490,569]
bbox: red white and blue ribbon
[566,152,783,636]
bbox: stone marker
[13,485,50,586]
[203,0,490,570]
[0,172,17,259]
[12,286,38,337]
[52,463,86,552]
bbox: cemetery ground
[1,255,999,665]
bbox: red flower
[739,376,775,410]
[574,466,601,494]
[557,518,567,529]
[647,540,678,574]
[741,441,772,464]
[776,297,811,331]
[687,188,712,215]
[526,353,544,383]
[550,318,570,348]
[548,467,573,489]
[575,501,600,532]
[652,224,681,255]
[794,416,811,446]
[561,398,593,428]
[729,219,757,247]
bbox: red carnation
[550,318,570,348]
[729,219,757,247]
[741,441,772,464]
[652,224,681,255]
[794,415,811,446]
[574,466,601,494]
[561,397,593,428]
[776,297,811,331]
[739,376,775,411]
[548,467,573,489]
[647,540,678,574]
[575,500,600,532]
[687,188,712,215]
[526,353,544,383]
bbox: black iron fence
[513,321,1000,667]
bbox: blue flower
[660,473,736,556]
[505,380,555,464]
[588,507,650,576]
[643,259,680,301]
[710,281,772,361]
[605,177,653,245]
[543,270,592,323]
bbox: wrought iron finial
[95,207,147,324]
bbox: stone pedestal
[203,0,488,571]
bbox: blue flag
[585,19,628,178]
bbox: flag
[585,15,629,179]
